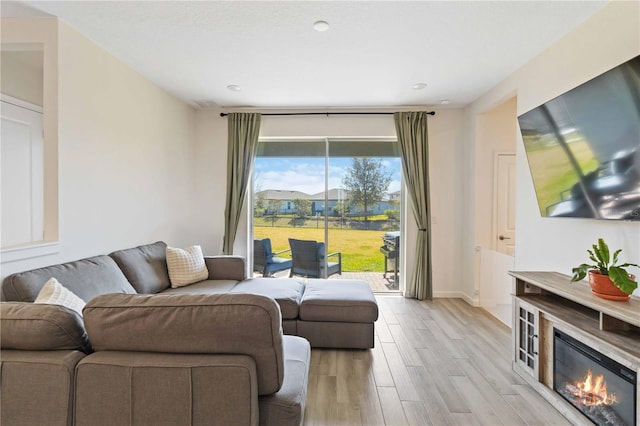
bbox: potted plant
[571,238,638,300]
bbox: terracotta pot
[588,270,634,301]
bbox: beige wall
[1,19,198,277]
[194,108,466,296]
[1,50,44,106]
[463,1,640,301]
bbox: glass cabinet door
[514,299,539,378]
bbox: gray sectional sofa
[0,241,378,426]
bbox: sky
[254,157,403,195]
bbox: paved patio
[254,270,400,293]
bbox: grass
[254,226,394,272]
[254,215,395,229]
[524,137,598,214]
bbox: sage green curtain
[394,111,432,300]
[223,113,262,255]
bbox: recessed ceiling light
[226,84,241,92]
[440,99,451,105]
[313,20,330,32]
[412,83,427,90]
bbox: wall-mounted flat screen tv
[518,55,640,220]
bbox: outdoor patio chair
[253,238,292,277]
[288,238,342,279]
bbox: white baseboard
[432,290,480,306]
[461,293,480,306]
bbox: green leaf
[597,238,610,266]
[612,249,622,265]
[618,262,639,268]
[571,264,591,282]
[609,266,638,295]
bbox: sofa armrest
[1,302,92,353]
[204,255,247,281]
[2,350,86,426]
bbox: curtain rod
[219,111,435,117]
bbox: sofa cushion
[160,279,238,295]
[1,302,92,353]
[259,335,310,426]
[230,278,305,320]
[83,293,285,395]
[109,241,171,294]
[299,279,379,323]
[34,277,86,316]
[1,255,136,303]
[166,245,209,287]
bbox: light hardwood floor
[303,296,571,425]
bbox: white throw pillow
[34,277,86,316]
[166,245,209,288]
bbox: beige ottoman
[297,279,379,349]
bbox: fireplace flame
[566,369,617,407]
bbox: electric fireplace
[554,329,637,426]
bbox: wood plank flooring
[303,297,571,426]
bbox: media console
[509,271,639,425]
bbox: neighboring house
[256,190,309,215]
[256,188,400,216]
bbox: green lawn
[254,215,395,229]
[254,226,392,272]
[524,137,598,214]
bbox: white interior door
[494,153,516,256]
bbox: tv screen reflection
[518,55,640,221]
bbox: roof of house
[258,188,400,202]
[256,190,309,201]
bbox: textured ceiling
[3,1,608,109]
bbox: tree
[254,192,266,217]
[332,200,350,217]
[342,158,392,224]
[266,199,281,216]
[292,198,311,218]
[384,209,399,221]
[253,171,265,217]
[266,200,281,226]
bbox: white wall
[194,108,466,296]
[193,110,228,255]
[1,20,198,277]
[463,1,640,300]
[474,97,517,251]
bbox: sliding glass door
[253,138,402,292]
